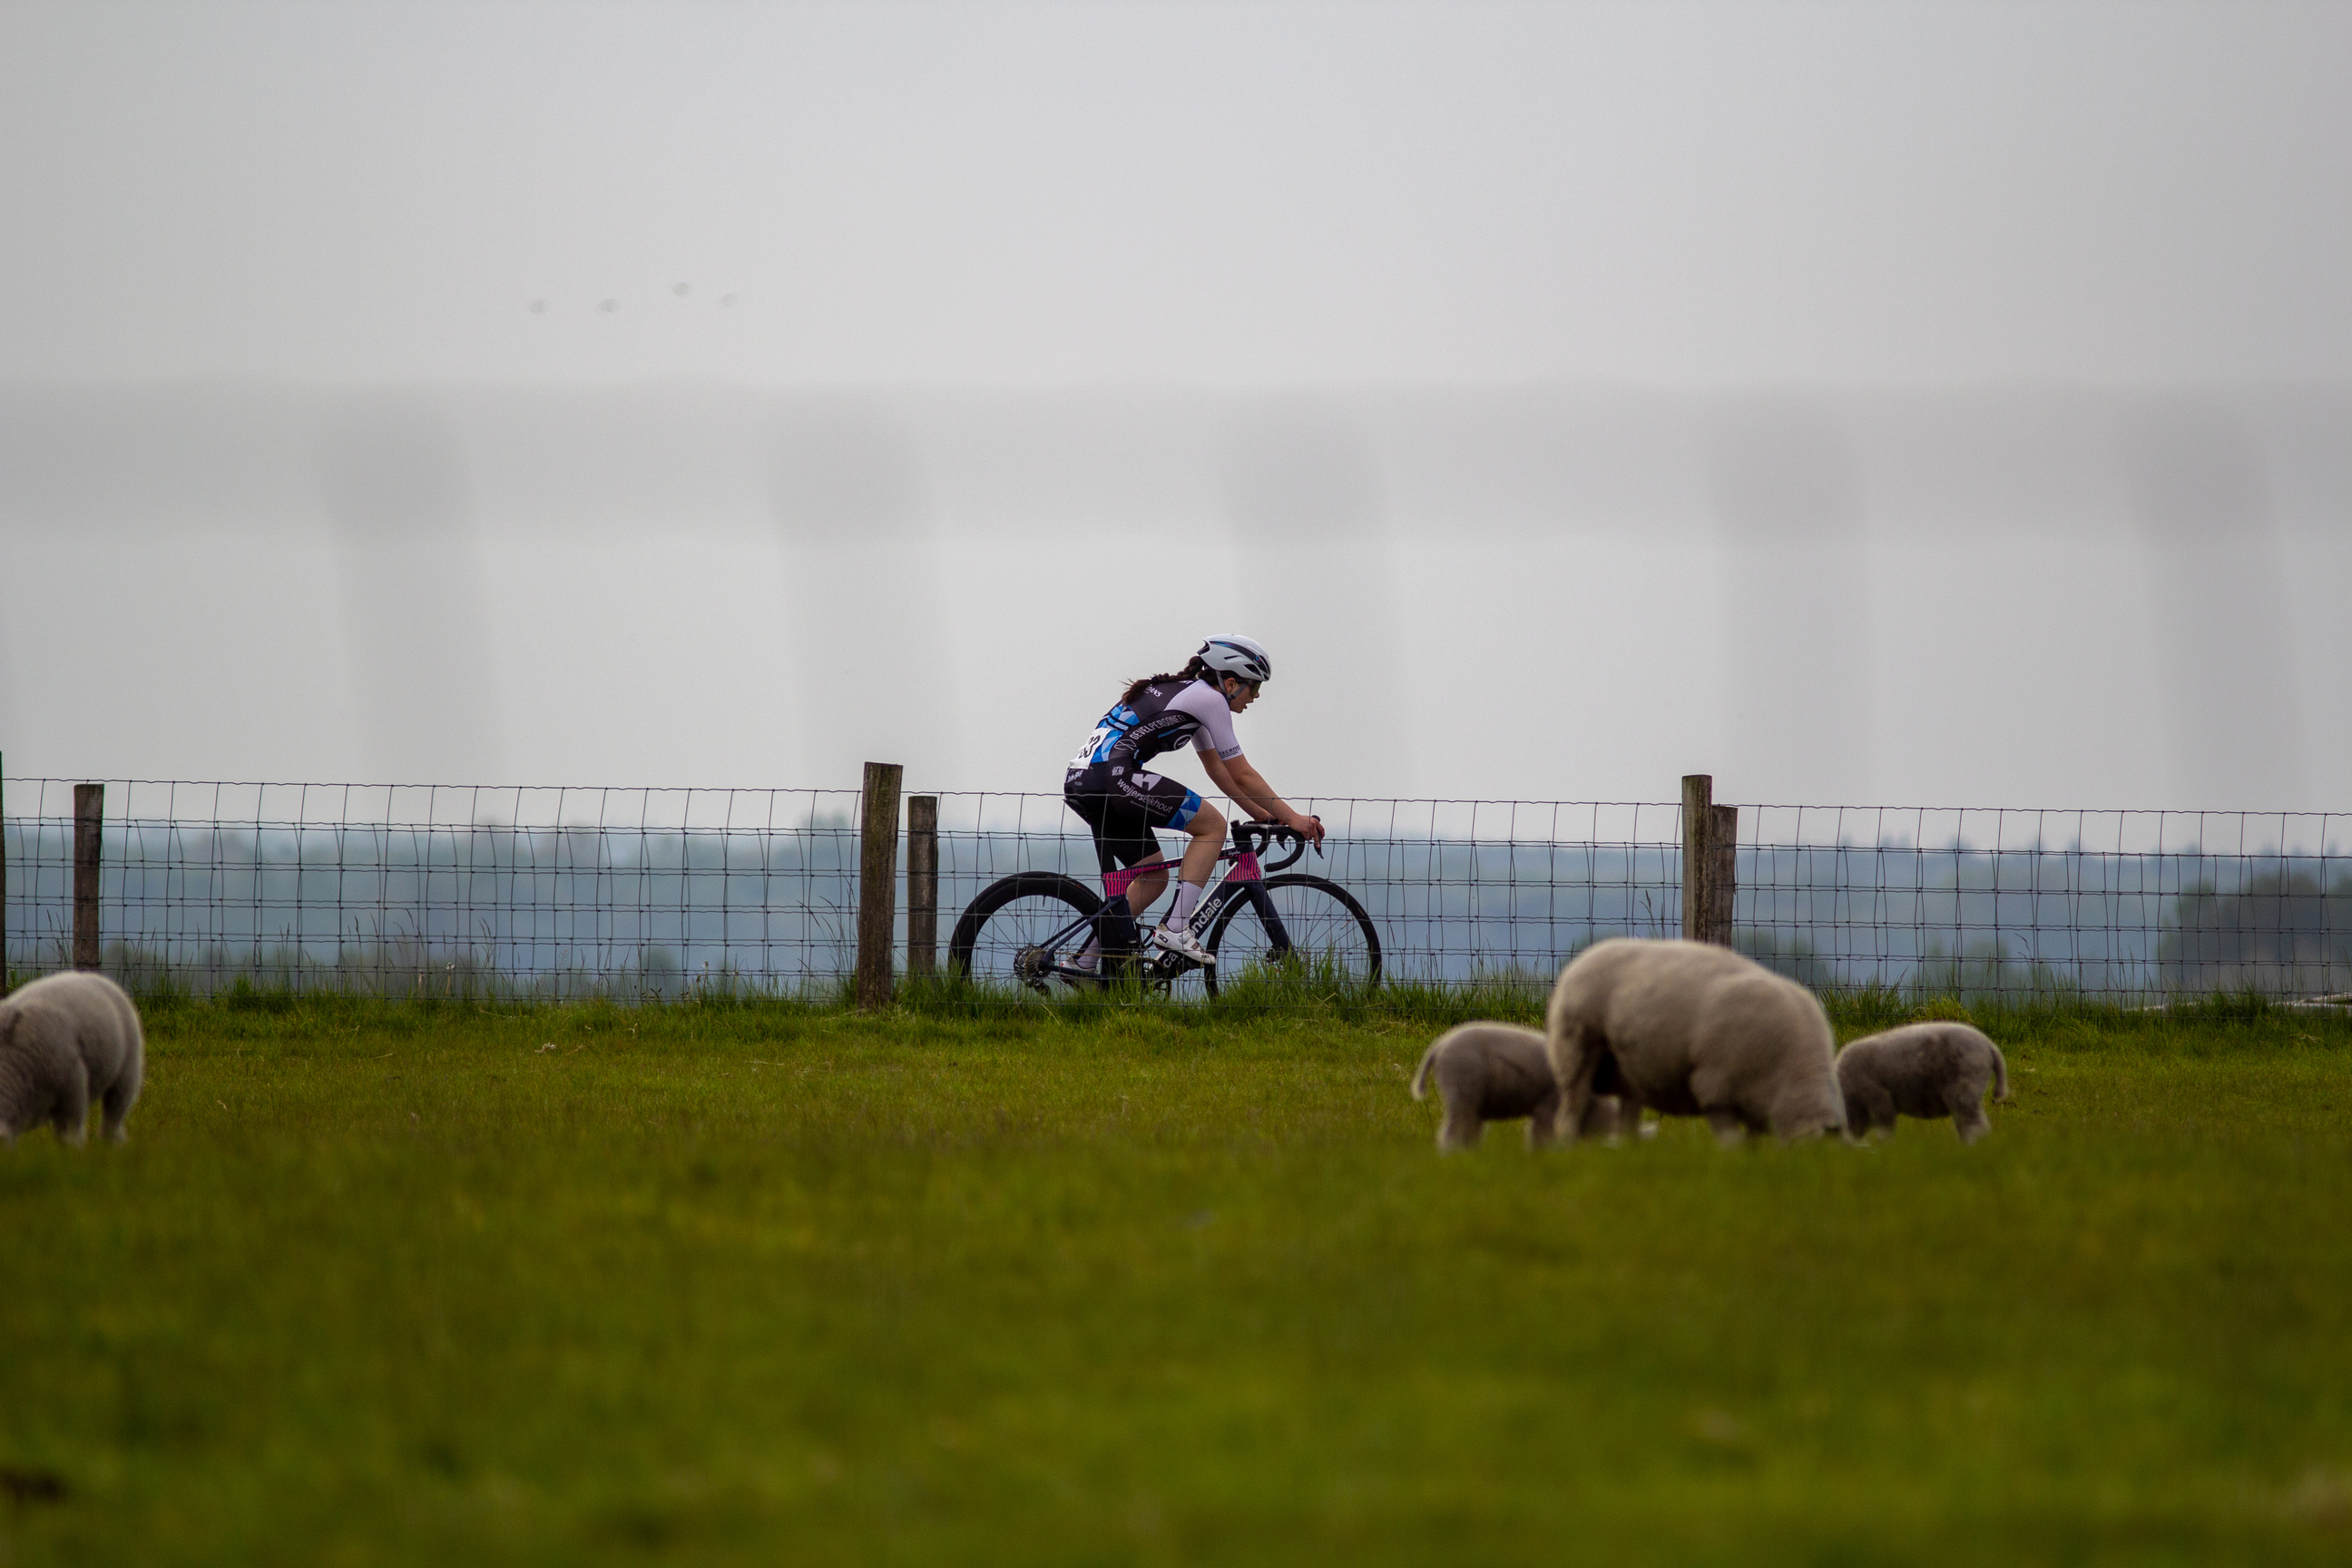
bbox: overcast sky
[3,1,2347,812]
[8,0,2351,386]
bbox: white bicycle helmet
[1196,634,1272,685]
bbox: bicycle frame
[1034,840,1282,987]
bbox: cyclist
[1063,634,1327,971]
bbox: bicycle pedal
[1150,925,1215,965]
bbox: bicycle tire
[1201,874,1382,999]
[946,872,1102,993]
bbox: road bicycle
[946,821,1381,999]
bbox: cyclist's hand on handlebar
[1287,810,1326,849]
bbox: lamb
[0,971,146,1147]
[1409,1022,1639,1151]
[1836,1022,2011,1143]
[1546,938,1847,1145]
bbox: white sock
[1167,881,1204,929]
[1073,937,1101,970]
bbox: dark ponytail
[1122,655,1214,707]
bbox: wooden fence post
[74,781,104,972]
[1710,803,1739,948]
[856,761,904,1009]
[906,795,938,981]
[1681,774,1711,945]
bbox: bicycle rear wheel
[1201,874,1381,1000]
[946,873,1102,993]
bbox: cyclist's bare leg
[1122,857,1171,922]
[1083,805,1222,967]
[1077,855,1170,970]
[1119,806,1223,926]
[1139,803,1228,964]
[1168,803,1226,926]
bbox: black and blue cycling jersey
[1065,678,1242,774]
[1063,678,1243,871]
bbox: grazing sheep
[1837,1022,2011,1143]
[1546,938,1846,1145]
[1409,1022,1639,1151]
[0,972,145,1147]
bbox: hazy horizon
[5,377,2345,809]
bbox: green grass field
[3,989,2349,1565]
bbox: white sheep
[0,972,146,1147]
[1409,1022,1639,1151]
[1836,1021,2011,1143]
[1546,938,1847,1145]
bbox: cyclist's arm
[1200,750,1325,847]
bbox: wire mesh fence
[0,781,865,1000]
[3,779,2347,1004]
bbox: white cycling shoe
[1150,923,1215,965]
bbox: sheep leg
[1847,1084,1895,1139]
[1577,1046,1636,1143]
[52,1068,91,1148]
[102,1059,142,1143]
[1436,1094,1484,1152]
[1575,1093,1630,1143]
[1688,1064,1747,1146]
[1949,1093,1991,1144]
[1552,1023,1603,1145]
[1524,1087,1564,1150]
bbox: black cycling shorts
[1063,765,1205,874]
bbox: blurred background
[3,0,2347,808]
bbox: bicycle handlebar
[1232,821,1310,872]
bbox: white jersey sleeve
[1168,680,1244,760]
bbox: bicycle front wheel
[1202,874,1381,1000]
[946,872,1102,993]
